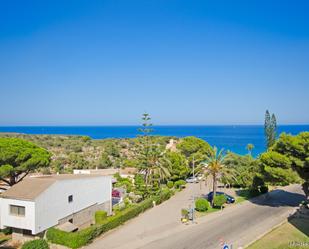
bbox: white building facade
[0,174,112,240]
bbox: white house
[0,174,112,241]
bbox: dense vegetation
[0,137,51,190]
[259,132,309,197]
[0,133,175,174]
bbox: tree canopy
[223,152,259,188]
[177,136,212,165]
[165,151,189,181]
[259,132,309,197]
[0,138,51,189]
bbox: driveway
[86,184,305,249]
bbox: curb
[243,208,297,249]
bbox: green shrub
[22,239,49,249]
[249,188,261,197]
[213,195,227,208]
[181,208,189,218]
[174,180,186,189]
[152,188,174,205]
[195,198,210,212]
[260,185,269,194]
[0,227,12,235]
[95,210,107,224]
[167,181,174,189]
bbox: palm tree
[138,144,171,187]
[202,147,227,206]
[246,143,254,156]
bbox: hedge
[153,189,174,205]
[95,210,107,224]
[22,239,49,249]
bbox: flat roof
[1,174,108,201]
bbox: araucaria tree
[264,110,277,149]
[0,138,51,190]
[138,113,153,136]
[202,147,227,206]
[137,113,170,188]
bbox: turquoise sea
[0,125,308,157]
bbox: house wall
[58,201,110,229]
[0,199,35,233]
[34,176,112,234]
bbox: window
[10,205,25,217]
[68,195,73,203]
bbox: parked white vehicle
[186,176,198,183]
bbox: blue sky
[0,0,308,125]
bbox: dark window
[10,205,25,217]
[68,195,73,203]
[68,218,73,223]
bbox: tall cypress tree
[264,110,277,149]
[271,114,277,146]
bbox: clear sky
[0,0,308,125]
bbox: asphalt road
[86,184,305,249]
[141,185,305,249]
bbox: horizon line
[0,123,309,127]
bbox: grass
[195,207,221,218]
[235,186,278,204]
[235,189,259,204]
[246,218,309,249]
[0,233,10,246]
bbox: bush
[249,188,261,197]
[260,185,269,194]
[152,188,174,205]
[0,227,12,235]
[174,180,186,189]
[22,239,49,249]
[167,181,174,189]
[213,195,227,208]
[95,210,107,224]
[195,198,210,212]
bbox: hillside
[0,133,177,174]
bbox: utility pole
[192,155,195,178]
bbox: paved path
[86,184,305,249]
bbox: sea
[0,125,308,157]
